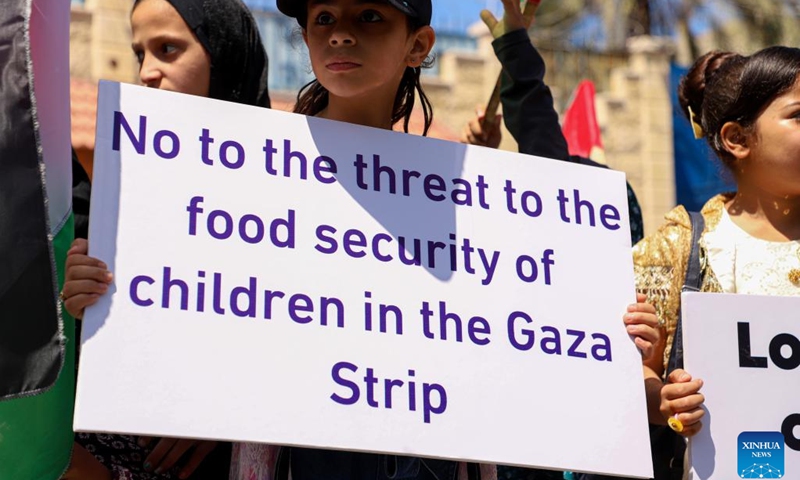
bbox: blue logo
[738,431,784,478]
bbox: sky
[431,0,498,33]
[240,0,500,34]
[238,0,728,46]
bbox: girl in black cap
[64,0,270,479]
[230,1,493,479]
[278,0,435,135]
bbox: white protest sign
[74,81,652,478]
[683,292,800,479]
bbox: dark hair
[678,47,800,169]
[293,17,434,135]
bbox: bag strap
[683,211,706,293]
[666,211,705,375]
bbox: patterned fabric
[112,464,138,480]
[703,208,800,296]
[632,194,727,375]
[76,432,232,480]
[230,443,278,480]
[75,433,171,480]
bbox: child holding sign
[63,0,270,478]
[230,1,488,479]
[282,0,434,134]
[636,46,800,479]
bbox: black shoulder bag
[649,211,705,480]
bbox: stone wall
[599,37,675,235]
[69,8,92,80]
[71,0,137,83]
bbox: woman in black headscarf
[131,0,270,107]
[65,1,270,479]
[73,0,271,238]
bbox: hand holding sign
[660,369,705,437]
[63,238,113,320]
[623,293,660,361]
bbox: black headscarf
[135,0,271,107]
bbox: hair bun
[678,51,740,122]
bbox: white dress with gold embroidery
[702,209,800,296]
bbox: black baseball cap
[276,0,432,27]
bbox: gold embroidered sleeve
[632,206,692,377]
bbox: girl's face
[131,0,211,97]
[302,0,431,101]
[737,77,800,196]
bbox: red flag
[561,80,605,162]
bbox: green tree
[537,0,800,57]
